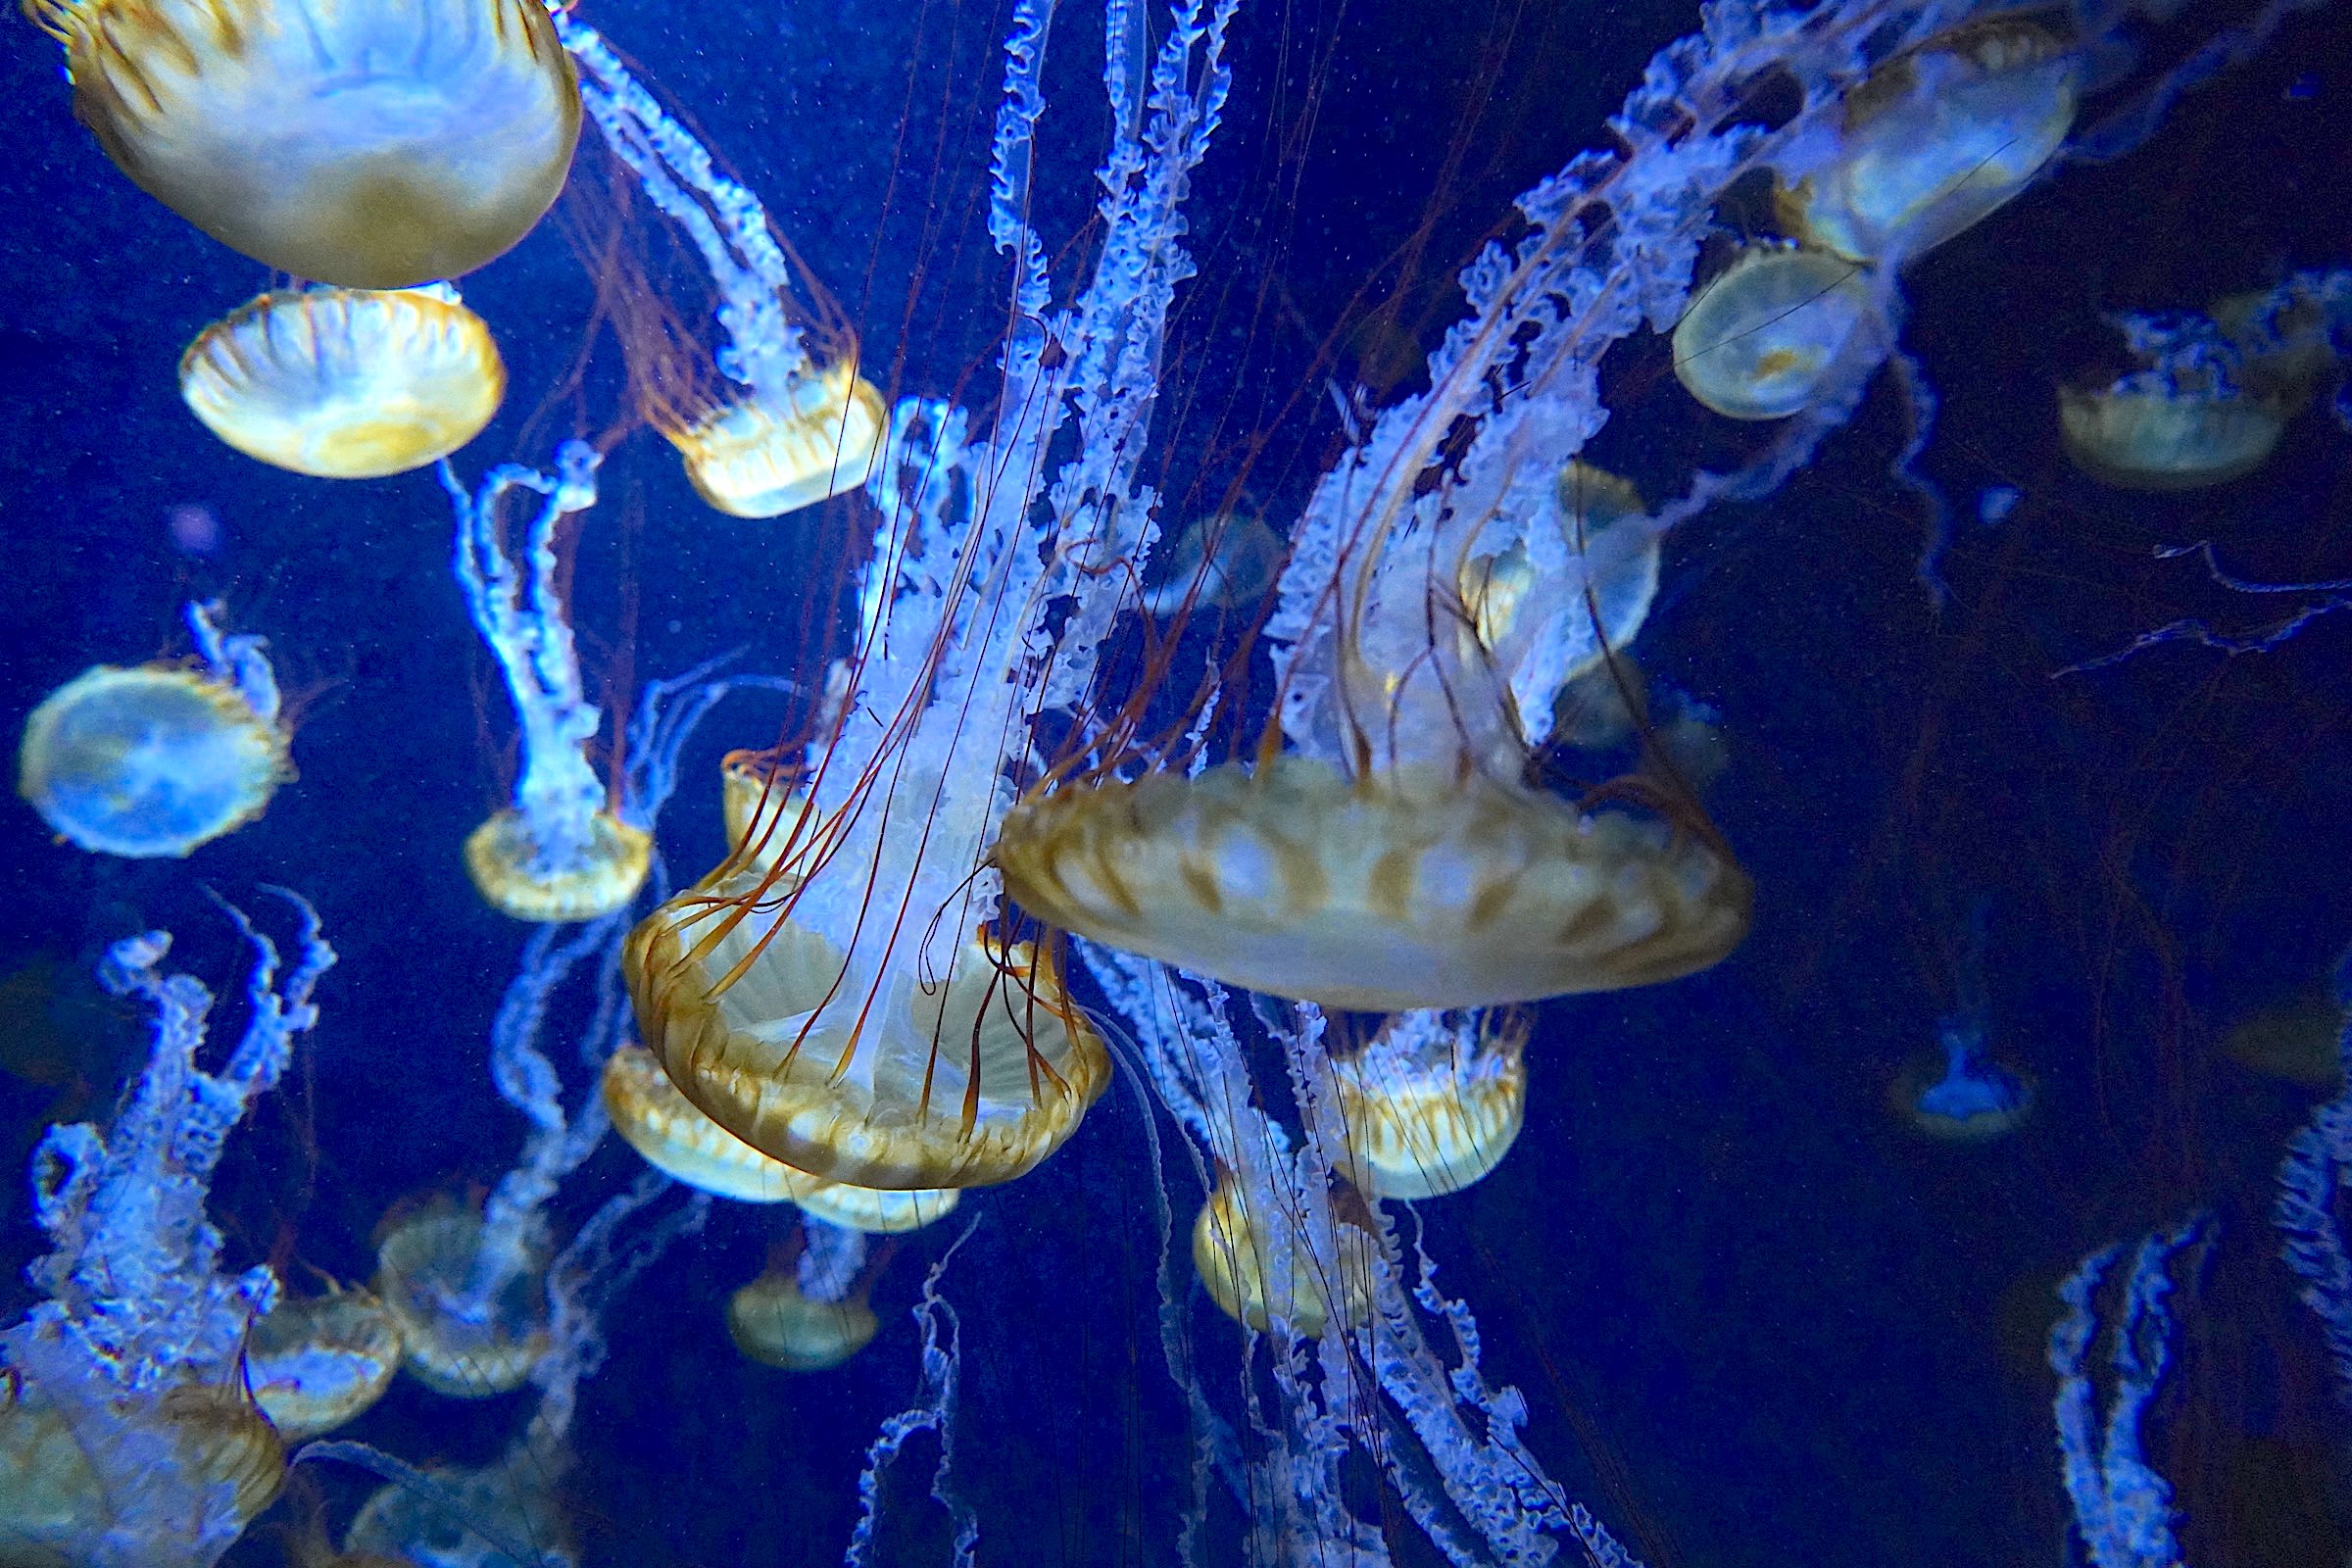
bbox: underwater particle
[179,288,506,479]
[1671,244,1875,420]
[1977,485,2021,525]
[19,653,290,860]
[245,1289,405,1442]
[166,503,222,558]
[1192,1176,1375,1337]
[1890,1019,2035,1142]
[372,1208,550,1399]
[624,864,1110,1190]
[1140,509,1287,616]
[674,361,890,517]
[1333,1012,1528,1200]
[26,0,580,288]
[994,756,1752,1011]
[464,808,653,926]
[2058,379,2289,490]
[725,1264,879,1371]
[1776,19,2079,267]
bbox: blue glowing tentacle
[183,599,281,726]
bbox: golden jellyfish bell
[674,362,890,518]
[19,662,289,859]
[725,1267,879,1371]
[2058,379,2289,490]
[995,756,1752,1012]
[1776,20,2079,266]
[720,750,817,879]
[29,0,579,288]
[372,1208,549,1398]
[246,1288,405,1442]
[1334,1014,1529,1200]
[623,866,1110,1189]
[180,288,505,479]
[464,808,653,924]
[153,1385,286,1527]
[1192,1177,1376,1337]
[1672,245,1875,421]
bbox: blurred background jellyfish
[1141,508,1288,618]
[1331,1009,1528,1200]
[19,601,290,859]
[552,13,885,519]
[180,287,505,479]
[1672,244,1883,420]
[242,1288,405,1444]
[1891,902,2034,1141]
[726,1220,885,1372]
[25,0,579,287]
[1192,1171,1376,1337]
[0,893,331,1568]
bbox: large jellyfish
[19,601,290,859]
[26,0,579,287]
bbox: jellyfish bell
[180,287,506,479]
[1141,508,1288,617]
[1333,1011,1529,1200]
[624,864,1110,1189]
[245,1287,406,1442]
[464,808,653,925]
[1192,1175,1376,1338]
[719,749,816,880]
[372,1206,550,1399]
[1775,19,2080,267]
[28,0,580,288]
[1672,243,1877,421]
[344,1446,572,1568]
[20,659,289,860]
[996,756,1751,1012]
[1889,1025,2036,1143]
[2057,378,2290,490]
[674,361,892,518]
[725,1265,879,1371]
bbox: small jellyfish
[2222,986,2346,1091]
[28,0,580,288]
[675,361,892,518]
[180,287,505,479]
[1672,244,1876,421]
[1775,19,2080,268]
[1891,1013,2035,1143]
[372,1207,550,1399]
[1193,1174,1376,1337]
[725,1222,881,1372]
[343,1445,573,1568]
[19,601,290,859]
[1141,509,1287,617]
[244,1288,405,1442]
[2059,380,2288,490]
[1333,1012,1528,1200]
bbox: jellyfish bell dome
[180,288,506,479]
[1889,1040,2036,1143]
[1334,1013,1529,1200]
[29,0,580,288]
[1775,19,2079,267]
[1192,1177,1376,1337]
[720,749,816,879]
[1672,244,1876,420]
[246,1287,406,1441]
[2058,378,2291,490]
[465,808,654,924]
[995,756,1752,1012]
[624,864,1110,1189]
[673,362,891,518]
[19,661,290,859]
[372,1207,550,1398]
[726,1267,879,1371]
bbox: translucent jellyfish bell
[1891,1020,2036,1142]
[372,1208,550,1398]
[245,1288,405,1441]
[1776,20,2080,267]
[726,1264,879,1371]
[465,809,653,925]
[1672,244,1875,420]
[996,757,1751,1011]
[180,287,506,478]
[28,0,580,288]
[1193,1175,1376,1337]
[1333,1012,1528,1200]
[19,605,290,859]
[719,749,816,879]
[2059,380,2289,489]
[675,361,891,518]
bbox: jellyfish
[552,14,886,518]
[1193,1174,1376,1337]
[244,1288,404,1442]
[1141,508,1289,617]
[1672,243,1881,420]
[1331,1010,1528,1200]
[716,748,815,881]
[1773,18,2080,268]
[446,440,650,922]
[1894,1014,2035,1142]
[26,0,579,288]
[180,287,505,479]
[372,1206,552,1400]
[19,600,290,859]
[726,1221,882,1371]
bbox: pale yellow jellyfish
[1672,244,1876,420]
[1333,1012,1528,1200]
[725,1263,879,1371]
[372,1208,549,1399]
[180,288,506,479]
[2058,379,2290,490]
[1193,1176,1376,1337]
[674,361,892,518]
[602,1043,959,1230]
[465,809,654,926]
[1776,19,2080,267]
[719,749,817,880]
[245,1288,406,1442]
[26,0,579,288]
[19,606,290,860]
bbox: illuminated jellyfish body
[1895,1014,2034,1141]
[1141,508,1288,617]
[27,0,579,288]
[1774,18,2080,268]
[0,896,331,1568]
[1333,1010,1528,1200]
[726,1220,882,1371]
[553,15,886,518]
[244,1289,404,1441]
[1672,243,1879,420]
[373,1207,551,1398]
[1194,1173,1377,1337]
[19,601,289,859]
[181,287,505,479]
[447,441,651,921]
